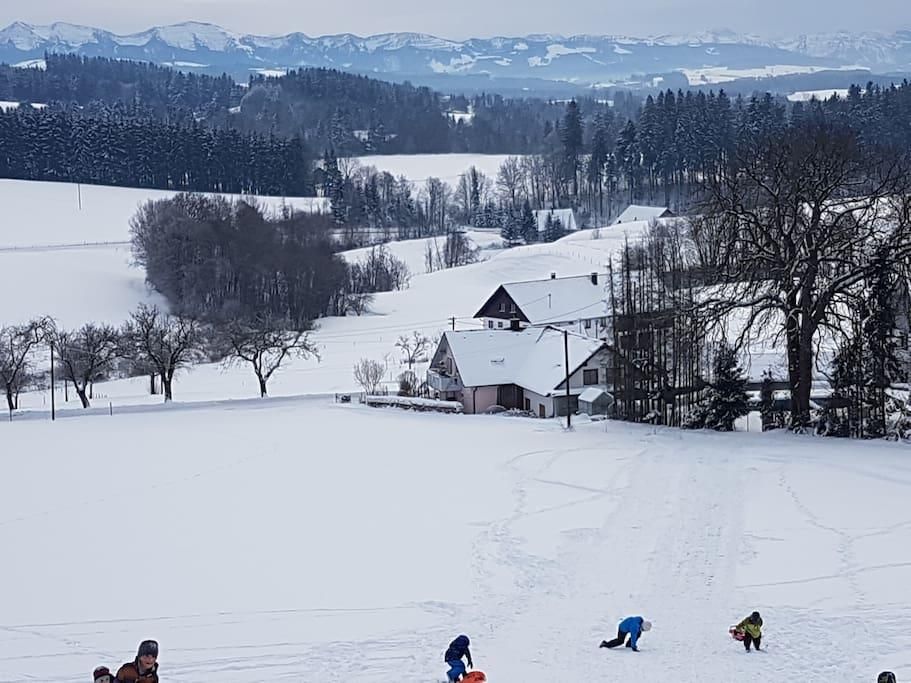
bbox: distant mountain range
[2,21,911,91]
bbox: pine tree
[686,344,749,431]
[543,215,565,242]
[500,207,520,244]
[521,200,538,244]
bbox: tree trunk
[163,376,173,402]
[5,387,14,412]
[257,373,268,398]
[76,385,91,409]
[794,336,814,429]
[785,310,802,427]
[149,373,157,395]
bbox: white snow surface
[0,101,47,111]
[1,403,909,681]
[339,231,504,276]
[787,88,850,102]
[497,272,608,325]
[352,154,513,184]
[0,180,328,249]
[11,58,47,70]
[443,326,603,394]
[679,64,868,85]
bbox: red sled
[463,673,487,682]
[729,626,745,641]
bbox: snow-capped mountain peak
[2,20,910,87]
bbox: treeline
[0,104,313,195]
[603,113,911,439]
[455,81,911,225]
[130,194,410,323]
[0,54,237,119]
[0,54,611,156]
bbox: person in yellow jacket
[735,611,763,651]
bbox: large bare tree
[221,317,319,397]
[696,119,911,427]
[0,317,53,411]
[395,331,431,369]
[56,324,121,408]
[353,358,386,395]
[123,304,205,401]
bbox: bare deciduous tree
[0,318,52,411]
[496,156,525,211]
[221,317,319,397]
[56,324,121,408]
[123,304,205,402]
[697,119,911,427]
[353,358,386,395]
[395,331,431,369]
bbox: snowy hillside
[0,179,328,248]
[339,230,505,276]
[353,154,513,186]
[10,223,645,410]
[0,177,643,410]
[1,399,909,681]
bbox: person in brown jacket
[115,640,159,683]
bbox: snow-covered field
[353,154,513,185]
[340,230,506,276]
[679,64,866,85]
[1,401,909,681]
[1,178,644,410]
[0,180,328,248]
[787,88,850,102]
[2,176,910,682]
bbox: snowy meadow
[1,403,910,681]
[1,170,910,682]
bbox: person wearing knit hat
[599,616,652,652]
[93,666,113,683]
[114,639,159,682]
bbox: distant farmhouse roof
[533,208,579,233]
[474,272,608,325]
[614,205,674,224]
[441,326,605,396]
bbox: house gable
[473,285,529,322]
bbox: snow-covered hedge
[364,395,464,414]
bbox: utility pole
[564,329,572,430]
[450,316,456,331]
[49,339,55,421]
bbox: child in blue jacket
[599,616,652,651]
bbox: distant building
[533,208,580,233]
[614,205,674,224]
[473,271,609,338]
[425,326,612,417]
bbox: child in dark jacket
[444,635,473,682]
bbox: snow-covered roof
[534,208,578,232]
[579,387,608,403]
[443,326,605,396]
[492,273,609,324]
[614,205,672,224]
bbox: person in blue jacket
[599,616,652,651]
[444,634,473,682]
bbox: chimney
[509,318,521,331]
[550,272,556,279]
[590,272,598,285]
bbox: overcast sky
[2,0,908,39]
